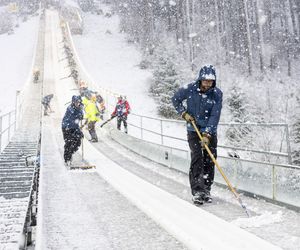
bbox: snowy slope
[0,15,39,114]
[72,7,158,116]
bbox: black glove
[181,112,194,122]
[201,133,211,147]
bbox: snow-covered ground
[72,6,158,116]
[0,14,39,114]
[36,11,284,249]
[0,4,299,249]
[50,5,299,249]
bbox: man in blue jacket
[62,95,84,166]
[172,65,223,205]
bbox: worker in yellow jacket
[83,95,100,142]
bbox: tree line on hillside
[106,0,299,164]
[112,0,300,75]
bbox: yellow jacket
[84,99,100,122]
[82,96,89,106]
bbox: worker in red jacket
[111,95,131,133]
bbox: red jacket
[112,100,131,117]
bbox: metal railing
[125,113,292,164]
[106,127,300,208]
[0,110,17,152]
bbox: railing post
[0,116,2,152]
[15,90,20,131]
[140,116,143,140]
[14,110,17,132]
[169,148,172,168]
[160,119,163,145]
[272,165,277,200]
[285,125,292,164]
[8,112,11,141]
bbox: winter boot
[64,160,71,167]
[192,192,204,205]
[203,191,212,203]
[64,156,72,166]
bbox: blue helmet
[72,95,82,104]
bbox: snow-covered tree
[225,85,252,147]
[111,0,300,157]
[150,41,182,118]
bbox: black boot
[192,192,204,205]
[203,190,212,203]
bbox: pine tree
[150,41,185,118]
[158,80,180,118]
[226,85,252,147]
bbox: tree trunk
[254,0,265,73]
[214,0,222,86]
[242,0,253,75]
[282,0,292,76]
[185,0,193,66]
[288,0,298,36]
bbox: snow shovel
[69,124,95,170]
[100,116,116,128]
[190,120,250,217]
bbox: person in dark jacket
[62,95,84,165]
[41,94,54,116]
[172,65,223,205]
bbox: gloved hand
[201,133,211,147]
[111,114,116,119]
[181,112,194,122]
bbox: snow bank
[0,15,39,114]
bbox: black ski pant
[62,128,82,162]
[88,121,98,141]
[187,131,217,196]
[117,115,128,133]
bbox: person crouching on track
[111,95,131,134]
[62,95,84,165]
[83,94,100,142]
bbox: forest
[107,0,300,164]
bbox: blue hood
[197,65,216,88]
[72,95,82,104]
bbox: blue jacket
[62,97,84,130]
[42,94,53,105]
[172,65,223,134]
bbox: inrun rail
[0,134,40,248]
[0,6,45,249]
